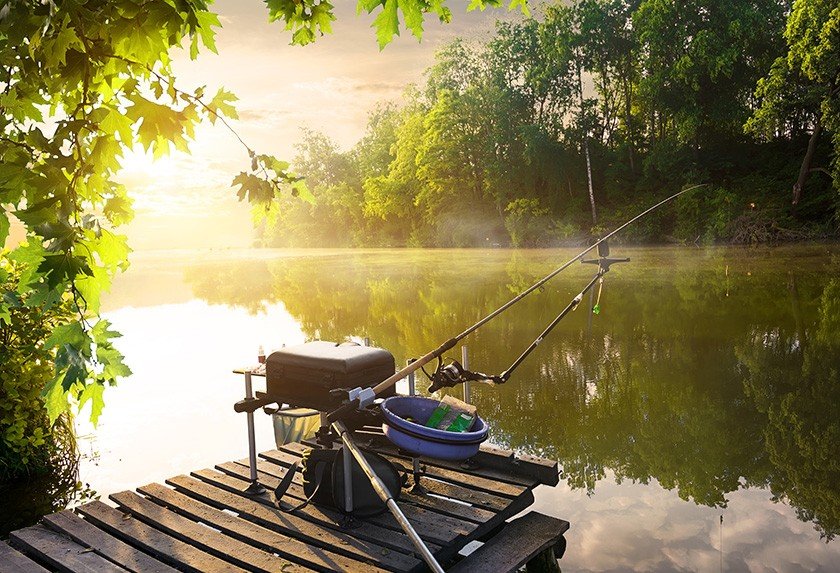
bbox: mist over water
[75,245,840,571]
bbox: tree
[0,0,524,475]
[748,0,840,206]
[632,0,786,151]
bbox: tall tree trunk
[584,137,597,225]
[577,59,597,227]
[792,120,821,206]
[624,75,635,173]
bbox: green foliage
[261,0,527,49]
[0,0,515,479]
[749,0,840,187]
[504,198,549,247]
[0,263,73,475]
[259,0,838,248]
[0,0,309,447]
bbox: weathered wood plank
[415,478,510,512]
[188,468,441,555]
[332,435,557,488]
[348,439,539,489]
[258,450,506,523]
[0,541,50,573]
[253,453,495,524]
[475,445,559,487]
[241,447,537,565]
[243,453,493,535]
[215,460,474,543]
[42,510,177,573]
[132,483,397,573]
[162,474,422,571]
[447,512,569,573]
[275,444,529,498]
[9,525,128,573]
[275,444,512,511]
[260,450,502,523]
[107,491,314,573]
[76,501,247,573]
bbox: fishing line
[327,184,707,422]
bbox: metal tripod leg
[332,420,444,573]
[243,371,265,495]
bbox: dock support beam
[525,545,562,573]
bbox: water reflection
[0,419,94,538]
[185,246,840,542]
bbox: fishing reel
[424,357,506,393]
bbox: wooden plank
[76,501,247,573]
[282,443,520,511]
[475,445,559,487]
[414,478,510,512]
[9,525,128,573]
[0,541,50,573]
[331,439,539,489]
[132,484,399,573]
[251,453,495,524]
[188,468,441,555]
[106,491,313,573]
[447,512,570,573]
[266,446,527,500]
[256,449,499,522]
[42,510,177,573]
[345,435,556,488]
[215,461,475,543]
[163,474,422,571]
[236,451,537,565]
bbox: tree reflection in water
[185,247,840,541]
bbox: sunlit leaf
[78,382,105,425]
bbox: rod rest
[234,394,275,414]
[581,256,630,271]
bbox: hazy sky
[118,0,515,250]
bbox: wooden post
[525,547,561,573]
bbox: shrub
[0,262,77,479]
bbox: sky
[116,0,515,250]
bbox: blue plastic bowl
[380,396,489,461]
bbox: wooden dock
[2,434,569,572]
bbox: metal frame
[235,350,445,572]
[242,371,265,495]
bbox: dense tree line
[257,0,840,248]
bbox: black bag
[274,447,404,518]
[265,341,396,411]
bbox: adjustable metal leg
[333,421,444,573]
[461,345,471,404]
[407,366,427,494]
[343,439,354,513]
[243,372,265,495]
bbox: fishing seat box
[265,341,396,411]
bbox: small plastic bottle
[258,345,266,364]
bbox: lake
[24,245,840,570]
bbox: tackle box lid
[266,341,394,375]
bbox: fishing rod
[425,240,630,392]
[326,183,705,422]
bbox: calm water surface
[73,245,840,572]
